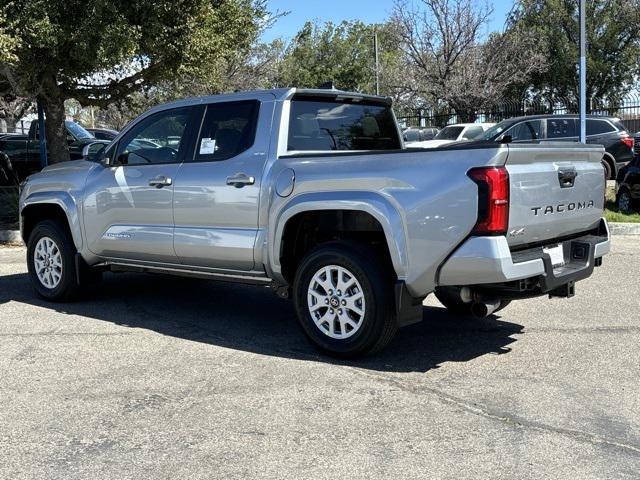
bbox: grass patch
[605,184,640,223]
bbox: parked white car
[407,123,495,148]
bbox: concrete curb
[0,229,22,244]
[609,222,640,235]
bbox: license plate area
[543,244,565,268]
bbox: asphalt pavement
[1,238,639,479]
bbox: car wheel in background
[617,188,634,214]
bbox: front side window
[194,101,259,162]
[287,97,400,151]
[115,108,191,165]
[547,118,577,138]
[434,126,464,141]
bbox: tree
[392,0,546,121]
[0,94,32,132]
[0,0,267,163]
[278,20,402,96]
[508,0,640,105]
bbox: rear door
[505,144,605,247]
[83,106,200,263]
[172,95,275,271]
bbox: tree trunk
[38,74,70,165]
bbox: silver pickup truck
[19,88,610,357]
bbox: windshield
[287,97,401,151]
[65,121,94,140]
[434,126,464,140]
[479,120,512,140]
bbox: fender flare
[602,152,617,179]
[268,191,409,281]
[21,191,83,250]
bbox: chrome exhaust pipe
[470,298,501,318]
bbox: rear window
[287,98,400,151]
[435,126,464,140]
[586,119,615,136]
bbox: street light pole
[579,0,586,143]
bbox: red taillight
[468,167,510,235]
[621,134,634,150]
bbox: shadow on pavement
[0,271,524,373]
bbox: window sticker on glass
[200,138,216,155]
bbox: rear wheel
[293,242,397,357]
[27,220,81,301]
[435,287,510,316]
[617,188,634,214]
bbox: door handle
[226,173,255,188]
[148,175,172,188]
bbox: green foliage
[278,20,401,95]
[508,0,640,102]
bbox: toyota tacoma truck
[19,88,611,357]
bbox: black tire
[293,242,397,358]
[602,159,612,181]
[435,287,511,316]
[26,220,81,302]
[617,188,634,214]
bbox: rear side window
[505,120,542,141]
[435,126,464,140]
[546,118,577,138]
[287,98,400,151]
[586,119,615,136]
[194,100,259,162]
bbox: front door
[83,106,199,263]
[172,95,275,271]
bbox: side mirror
[500,135,513,144]
[82,142,107,163]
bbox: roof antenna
[318,81,336,90]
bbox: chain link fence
[396,94,640,133]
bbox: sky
[262,0,515,42]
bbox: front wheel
[293,242,397,357]
[27,220,80,301]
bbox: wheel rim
[619,192,631,212]
[34,236,63,289]
[307,265,366,340]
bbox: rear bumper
[438,219,610,290]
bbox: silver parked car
[19,88,610,356]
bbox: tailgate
[505,143,605,247]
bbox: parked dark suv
[616,155,640,213]
[480,115,634,179]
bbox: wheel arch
[602,152,617,179]
[269,192,408,284]
[21,192,82,250]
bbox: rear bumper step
[438,219,610,298]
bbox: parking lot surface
[1,238,639,479]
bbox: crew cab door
[172,95,274,271]
[82,106,200,263]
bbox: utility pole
[373,29,380,96]
[579,0,586,143]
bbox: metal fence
[396,94,640,133]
